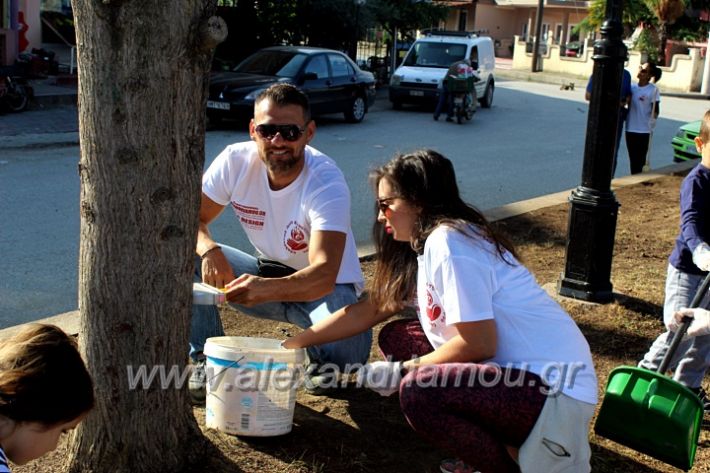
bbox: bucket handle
[657,272,710,374]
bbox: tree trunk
[657,21,667,66]
[66,1,225,471]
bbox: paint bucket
[204,336,305,437]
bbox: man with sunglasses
[188,84,369,402]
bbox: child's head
[0,324,94,464]
[695,109,710,164]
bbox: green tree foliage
[577,0,652,36]
[296,0,373,51]
[579,0,702,66]
[213,0,450,65]
[368,0,449,41]
[643,0,687,64]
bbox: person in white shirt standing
[625,62,661,174]
[189,84,369,402]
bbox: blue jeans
[638,264,710,387]
[610,108,627,177]
[434,86,452,119]
[190,244,372,369]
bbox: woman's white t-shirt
[626,83,659,133]
[416,225,597,405]
[202,141,364,293]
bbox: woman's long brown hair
[368,150,518,311]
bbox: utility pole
[531,0,544,72]
[558,0,626,303]
[702,27,710,95]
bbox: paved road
[1,80,707,327]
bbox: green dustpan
[595,273,710,471]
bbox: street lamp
[558,0,626,303]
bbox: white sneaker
[189,358,206,405]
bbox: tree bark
[657,21,668,66]
[66,1,225,471]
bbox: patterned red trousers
[379,319,547,473]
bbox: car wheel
[345,95,366,123]
[391,100,402,110]
[480,81,494,109]
[7,85,29,112]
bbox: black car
[207,46,377,124]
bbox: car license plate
[207,101,230,110]
[409,90,424,96]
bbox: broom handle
[658,272,710,374]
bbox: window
[555,24,563,44]
[404,42,465,68]
[469,46,478,67]
[235,51,307,77]
[304,55,329,80]
[328,54,353,78]
[458,10,467,31]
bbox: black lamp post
[558,0,626,303]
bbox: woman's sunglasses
[377,196,400,214]
[255,124,306,142]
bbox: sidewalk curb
[1,159,697,341]
[3,131,79,150]
[495,68,710,100]
[28,92,78,111]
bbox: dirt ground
[17,172,710,472]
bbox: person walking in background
[433,59,474,122]
[585,66,632,177]
[189,83,369,403]
[0,324,94,470]
[638,109,710,411]
[284,150,598,473]
[625,62,661,174]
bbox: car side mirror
[302,72,318,82]
[471,61,479,70]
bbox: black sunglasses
[377,196,401,214]
[255,124,306,142]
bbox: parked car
[207,46,376,124]
[564,41,583,58]
[671,120,701,162]
[389,31,495,110]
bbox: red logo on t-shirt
[284,221,309,253]
[426,290,442,321]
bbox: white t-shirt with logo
[626,83,659,133]
[416,225,597,405]
[202,141,364,293]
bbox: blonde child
[639,109,710,410]
[0,324,94,469]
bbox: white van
[389,31,495,109]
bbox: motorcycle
[448,75,478,124]
[0,71,32,113]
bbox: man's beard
[264,150,301,175]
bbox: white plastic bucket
[204,336,305,437]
